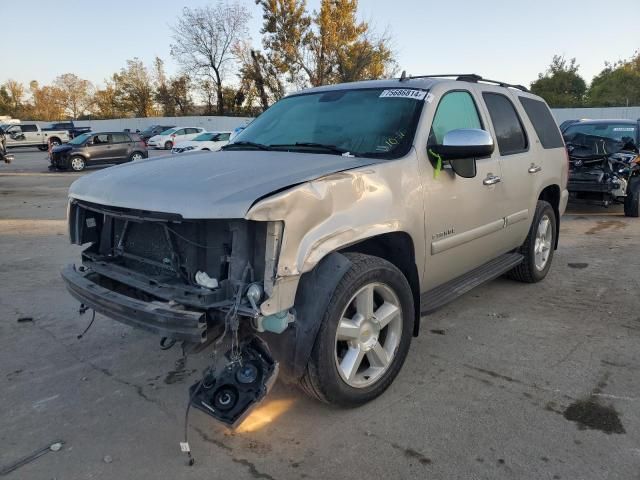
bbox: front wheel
[507,200,557,283]
[624,189,639,217]
[300,253,414,406]
[69,155,86,172]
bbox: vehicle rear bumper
[61,264,207,343]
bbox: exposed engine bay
[63,199,287,425]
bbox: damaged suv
[62,74,568,425]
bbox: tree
[256,0,395,89]
[92,82,124,119]
[587,52,640,107]
[153,57,193,116]
[53,73,94,119]
[0,85,10,116]
[530,56,587,108]
[112,58,155,117]
[236,40,285,111]
[28,81,65,120]
[171,2,251,115]
[3,79,25,117]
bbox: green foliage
[530,56,587,108]
[587,52,640,107]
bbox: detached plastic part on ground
[189,337,279,428]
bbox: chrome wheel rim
[534,214,552,271]
[131,153,142,161]
[334,282,403,388]
[70,157,84,171]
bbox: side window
[21,124,38,132]
[482,93,528,155]
[112,133,130,143]
[429,91,482,145]
[518,97,564,149]
[175,129,186,135]
[93,134,111,144]
[219,133,231,141]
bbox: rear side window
[430,91,482,145]
[218,133,231,141]
[483,93,528,155]
[21,124,38,132]
[112,133,130,143]
[518,97,564,149]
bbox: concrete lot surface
[1,149,639,479]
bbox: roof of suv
[292,74,531,97]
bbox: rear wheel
[300,253,414,406]
[164,141,173,150]
[70,155,86,172]
[49,138,61,147]
[38,145,48,151]
[507,200,557,283]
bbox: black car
[50,131,148,172]
[139,124,176,144]
[563,119,640,216]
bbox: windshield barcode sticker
[613,127,635,132]
[379,89,427,100]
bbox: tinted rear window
[483,93,528,155]
[519,97,564,149]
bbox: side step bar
[420,253,523,314]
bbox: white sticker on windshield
[613,127,635,132]
[379,89,427,100]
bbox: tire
[49,138,61,147]
[129,151,144,162]
[69,155,86,172]
[300,253,414,406]
[38,145,48,151]
[624,188,639,218]
[507,200,557,283]
[164,141,173,150]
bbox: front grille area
[51,150,71,168]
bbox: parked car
[563,118,640,215]
[50,131,147,171]
[62,74,568,425]
[3,123,70,150]
[147,127,204,150]
[44,121,91,139]
[138,124,175,144]
[171,131,232,153]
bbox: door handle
[483,174,501,186]
[528,164,542,174]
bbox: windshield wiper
[270,142,355,156]
[221,141,272,151]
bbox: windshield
[160,128,177,135]
[140,126,158,134]
[193,132,215,141]
[230,88,426,158]
[68,132,92,145]
[563,122,638,155]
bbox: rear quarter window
[482,92,528,155]
[518,97,564,149]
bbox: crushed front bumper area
[61,264,207,343]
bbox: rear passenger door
[20,124,41,145]
[480,89,535,246]
[110,133,132,162]
[88,134,114,163]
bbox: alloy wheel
[534,214,552,271]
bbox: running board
[420,253,523,314]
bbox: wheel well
[49,136,61,143]
[539,185,560,249]
[340,232,421,336]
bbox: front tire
[69,155,86,172]
[624,189,639,217]
[300,253,414,406]
[507,200,557,283]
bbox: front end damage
[62,199,288,425]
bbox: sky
[2,0,638,89]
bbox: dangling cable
[76,310,96,339]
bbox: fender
[257,251,352,383]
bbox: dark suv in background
[50,132,148,171]
[139,124,175,144]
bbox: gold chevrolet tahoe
[62,74,568,425]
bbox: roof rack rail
[398,73,529,92]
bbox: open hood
[68,150,380,219]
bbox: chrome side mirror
[430,128,494,178]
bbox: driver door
[422,88,510,289]
[5,125,25,147]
